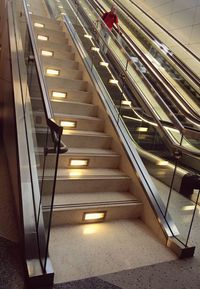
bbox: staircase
[31,14,143,226]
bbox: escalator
[95,0,200,124]
[67,0,200,178]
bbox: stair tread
[51,99,96,108]
[55,113,101,121]
[42,168,129,179]
[43,191,140,208]
[31,15,60,25]
[62,129,108,137]
[42,56,78,67]
[38,147,119,156]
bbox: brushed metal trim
[8,1,54,286]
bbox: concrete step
[32,16,61,31]
[42,171,131,195]
[35,27,67,44]
[43,191,142,225]
[54,113,104,131]
[35,128,112,149]
[31,15,61,28]
[39,147,120,169]
[42,56,78,69]
[46,76,88,91]
[37,40,73,54]
[31,98,98,117]
[51,100,98,116]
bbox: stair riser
[48,204,142,226]
[50,89,92,103]
[35,132,111,149]
[33,22,61,32]
[40,50,75,60]
[35,27,65,40]
[41,178,131,195]
[62,134,112,149]
[52,102,98,117]
[39,154,120,169]
[33,112,104,132]
[32,16,61,28]
[45,69,82,80]
[46,77,88,91]
[31,98,98,117]
[55,115,104,132]
[37,42,72,53]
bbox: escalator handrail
[23,0,67,153]
[76,0,200,157]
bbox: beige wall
[131,0,200,58]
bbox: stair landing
[49,219,176,284]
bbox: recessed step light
[34,22,45,28]
[29,11,33,15]
[37,35,48,41]
[61,12,66,15]
[121,100,131,106]
[109,79,118,85]
[83,212,106,222]
[52,91,67,98]
[84,34,92,39]
[41,50,54,57]
[100,61,109,67]
[70,159,89,167]
[91,46,100,52]
[60,121,76,128]
[136,127,148,132]
[46,68,60,76]
[58,5,63,8]
[157,161,169,166]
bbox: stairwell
[25,0,176,283]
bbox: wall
[122,0,199,76]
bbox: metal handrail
[91,0,200,124]
[71,0,200,158]
[22,0,67,153]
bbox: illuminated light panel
[91,46,100,52]
[58,5,63,8]
[157,161,169,166]
[52,91,67,98]
[34,22,45,28]
[46,68,60,76]
[41,50,53,57]
[61,12,66,15]
[121,100,131,106]
[70,159,89,167]
[109,79,118,85]
[182,205,195,211]
[100,61,109,67]
[83,212,106,222]
[27,4,30,7]
[136,127,148,132]
[60,121,76,128]
[29,11,33,14]
[84,34,92,39]
[37,35,48,41]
